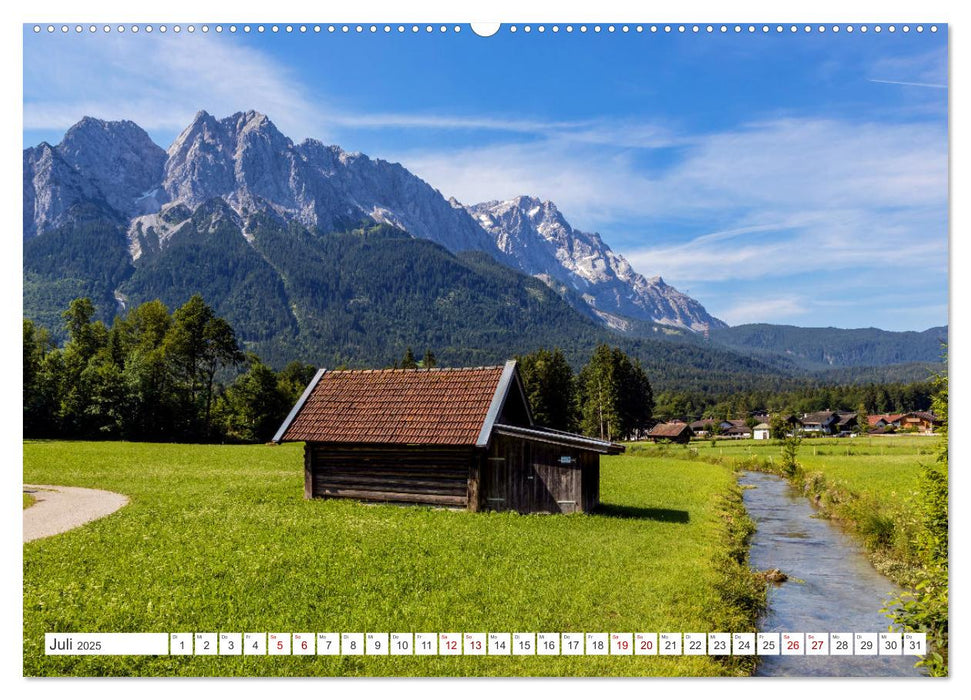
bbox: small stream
[740,471,924,677]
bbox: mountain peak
[67,115,107,131]
[62,116,153,143]
[466,196,725,332]
[224,109,274,133]
[24,111,723,334]
[512,194,544,207]
[186,109,218,131]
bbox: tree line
[517,346,654,441]
[653,379,935,424]
[24,297,655,444]
[24,296,316,443]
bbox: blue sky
[23,23,948,331]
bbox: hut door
[484,456,507,510]
[521,442,536,514]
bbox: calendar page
[21,2,950,685]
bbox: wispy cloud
[625,211,948,283]
[23,33,678,153]
[866,48,947,87]
[867,79,947,89]
[24,33,325,144]
[329,112,586,133]
[395,116,947,230]
[23,32,947,330]
[717,296,807,326]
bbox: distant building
[869,412,941,434]
[753,423,771,440]
[647,422,694,444]
[834,412,860,436]
[800,411,840,435]
[722,420,752,439]
[868,415,894,429]
[689,419,715,437]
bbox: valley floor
[24,441,759,677]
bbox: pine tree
[517,348,578,431]
[401,347,418,369]
[578,344,653,441]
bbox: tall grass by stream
[627,435,947,674]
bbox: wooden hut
[646,422,693,444]
[273,361,623,514]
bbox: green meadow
[23,441,761,677]
[639,435,937,502]
[629,435,943,577]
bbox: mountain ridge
[24,110,720,333]
[22,111,946,392]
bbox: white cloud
[393,116,947,296]
[626,208,948,283]
[716,295,808,326]
[24,33,325,144]
[22,35,948,329]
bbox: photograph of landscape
[22,20,948,679]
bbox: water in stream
[739,470,925,677]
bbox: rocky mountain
[23,111,944,390]
[23,117,167,238]
[150,110,497,256]
[23,110,721,333]
[467,196,726,332]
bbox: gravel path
[23,484,129,543]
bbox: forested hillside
[710,323,947,369]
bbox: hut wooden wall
[305,443,473,508]
[483,435,600,514]
[579,451,600,512]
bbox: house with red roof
[274,361,623,514]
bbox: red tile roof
[279,365,506,445]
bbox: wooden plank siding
[580,451,600,513]
[483,434,598,514]
[306,444,474,508]
[304,438,603,513]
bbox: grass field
[23,440,760,677]
[631,435,937,500]
[24,492,36,509]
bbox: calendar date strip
[45,631,926,657]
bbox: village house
[799,411,840,435]
[901,411,941,432]
[689,418,715,437]
[273,361,623,514]
[868,414,899,430]
[835,412,859,431]
[722,419,752,439]
[753,423,771,440]
[869,412,940,434]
